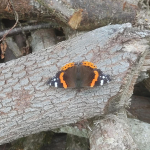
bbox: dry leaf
[4,2,12,12]
[0,41,7,59]
[68,9,83,30]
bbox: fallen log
[0,23,149,147]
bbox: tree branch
[0,23,59,38]
[0,0,137,30]
[0,23,149,144]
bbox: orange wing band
[61,62,75,71]
[59,72,67,88]
[82,61,97,69]
[90,70,99,87]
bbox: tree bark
[0,0,137,30]
[141,51,150,71]
[89,115,137,150]
[128,118,150,150]
[0,23,149,145]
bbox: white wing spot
[53,78,56,81]
[54,82,58,87]
[100,80,104,85]
[102,76,105,78]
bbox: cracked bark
[0,0,137,30]
[89,115,137,150]
[0,23,150,148]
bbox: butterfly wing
[46,61,111,89]
[79,65,111,87]
[62,66,77,88]
[94,69,111,86]
[79,65,96,87]
[46,71,64,88]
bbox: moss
[42,131,54,145]
[10,136,26,150]
[66,134,89,150]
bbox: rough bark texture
[89,115,137,150]
[0,0,66,25]
[128,118,150,150]
[0,23,149,145]
[0,0,137,30]
[66,0,138,30]
[141,51,150,71]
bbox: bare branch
[0,23,60,38]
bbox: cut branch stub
[89,115,137,149]
[0,23,149,144]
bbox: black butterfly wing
[79,65,95,87]
[62,66,77,88]
[47,63,111,89]
[46,66,77,88]
[79,65,111,87]
[94,69,111,86]
[46,71,64,88]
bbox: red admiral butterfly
[46,61,111,89]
